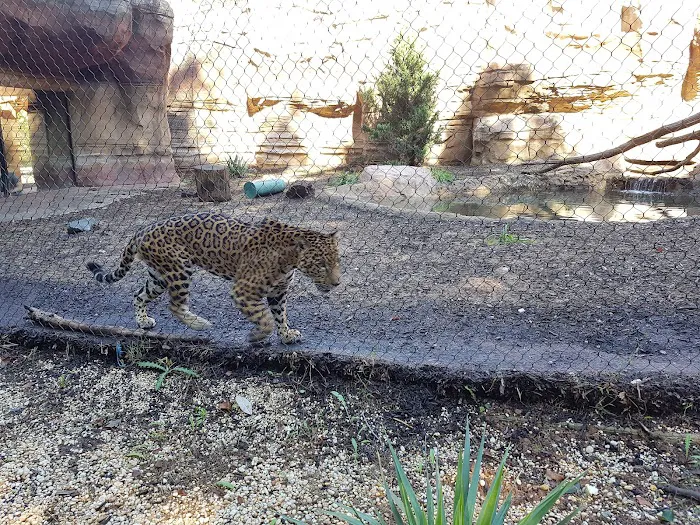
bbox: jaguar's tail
[86,237,139,284]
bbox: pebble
[584,484,599,496]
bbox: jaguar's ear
[295,237,310,250]
[329,230,339,239]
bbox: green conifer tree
[363,33,441,166]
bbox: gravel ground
[0,172,699,391]
[1,344,699,525]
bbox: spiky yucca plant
[282,418,582,525]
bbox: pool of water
[440,189,700,223]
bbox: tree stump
[193,164,232,202]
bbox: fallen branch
[523,111,700,174]
[24,306,210,344]
[656,128,700,147]
[658,484,700,502]
[485,414,700,444]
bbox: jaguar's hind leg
[132,268,167,329]
[163,268,212,330]
[232,281,274,344]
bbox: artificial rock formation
[0,0,178,188]
[167,0,700,181]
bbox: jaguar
[86,212,341,344]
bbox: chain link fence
[1,0,700,389]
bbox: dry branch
[24,306,210,344]
[624,157,696,166]
[524,111,700,174]
[656,128,700,147]
[629,141,700,176]
[485,415,700,444]
[658,484,700,503]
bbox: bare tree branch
[658,484,700,503]
[522,111,700,174]
[24,306,210,343]
[624,157,696,166]
[629,141,700,175]
[656,128,700,147]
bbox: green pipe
[243,178,287,198]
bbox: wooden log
[24,306,211,343]
[193,164,231,202]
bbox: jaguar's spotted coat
[86,212,341,344]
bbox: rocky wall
[167,0,700,177]
[0,0,179,188]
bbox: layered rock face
[167,0,700,179]
[0,0,178,187]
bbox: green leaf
[426,457,434,525]
[172,366,200,378]
[330,390,347,408]
[385,483,407,525]
[216,479,235,490]
[475,446,509,525]
[434,452,446,525]
[493,493,513,525]
[389,441,427,525]
[518,474,585,525]
[137,361,167,372]
[279,516,309,525]
[342,505,390,525]
[659,508,674,523]
[466,430,486,524]
[154,371,168,391]
[555,507,582,525]
[453,418,471,525]
[326,506,389,525]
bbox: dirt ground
[1,171,700,400]
[1,343,699,525]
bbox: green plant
[137,357,200,391]
[57,374,69,389]
[486,224,533,246]
[282,418,582,525]
[331,390,349,411]
[216,479,236,490]
[329,171,360,187]
[431,167,454,184]
[125,443,151,461]
[691,453,700,468]
[189,406,208,430]
[684,434,700,467]
[362,32,441,166]
[226,154,250,179]
[124,339,150,364]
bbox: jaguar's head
[296,230,341,293]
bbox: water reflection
[442,189,700,223]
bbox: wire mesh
[1,0,699,382]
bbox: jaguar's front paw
[279,328,302,345]
[136,316,157,330]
